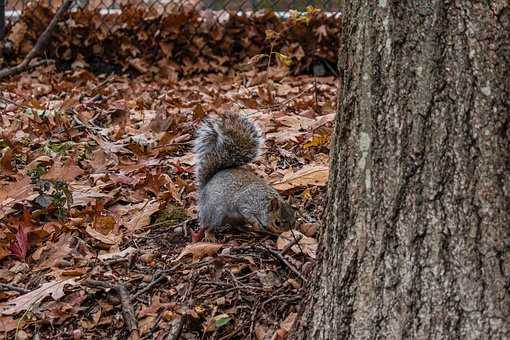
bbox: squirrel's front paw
[191,228,205,242]
[191,228,217,242]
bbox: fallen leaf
[0,148,13,174]
[70,184,113,207]
[0,315,18,332]
[139,315,156,335]
[9,224,28,261]
[98,246,136,261]
[8,21,28,50]
[302,134,329,148]
[42,159,85,182]
[0,247,9,261]
[279,312,297,333]
[276,52,292,66]
[85,225,122,245]
[272,165,329,191]
[300,222,318,237]
[0,176,36,206]
[214,313,231,328]
[0,279,77,315]
[174,242,223,262]
[122,199,160,231]
[255,324,269,340]
[277,230,317,259]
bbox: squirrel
[192,112,296,241]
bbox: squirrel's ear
[270,197,279,210]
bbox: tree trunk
[294,1,510,339]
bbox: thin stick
[260,85,314,110]
[0,0,74,80]
[259,246,308,283]
[0,283,30,294]
[83,279,138,333]
[280,233,303,255]
[116,284,138,332]
[132,274,167,299]
[165,316,185,340]
[0,95,32,110]
[166,272,197,340]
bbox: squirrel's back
[192,113,296,239]
[193,112,262,188]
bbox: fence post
[0,0,5,42]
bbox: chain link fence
[0,0,341,75]
[2,0,341,24]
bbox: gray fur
[193,112,262,188]
[193,113,295,235]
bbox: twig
[0,283,30,294]
[323,59,339,76]
[165,316,185,340]
[0,0,74,80]
[141,218,193,232]
[83,279,138,333]
[150,141,192,149]
[266,45,274,76]
[260,85,314,110]
[314,74,319,112]
[249,297,262,336]
[258,246,308,283]
[80,75,115,100]
[132,274,167,299]
[280,233,303,255]
[166,272,197,340]
[0,95,32,111]
[140,312,164,340]
[116,284,138,333]
[103,256,130,266]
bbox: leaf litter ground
[0,65,336,339]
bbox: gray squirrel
[192,112,296,241]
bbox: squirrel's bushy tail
[193,112,262,188]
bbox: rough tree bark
[294,1,509,339]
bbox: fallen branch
[132,274,167,300]
[83,279,138,334]
[116,284,138,333]
[165,272,197,340]
[0,283,30,294]
[165,316,185,340]
[0,0,73,80]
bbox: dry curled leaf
[41,159,85,182]
[174,242,223,262]
[0,278,77,315]
[277,230,317,259]
[273,312,297,338]
[9,224,28,261]
[0,315,18,332]
[85,225,122,245]
[272,165,329,191]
